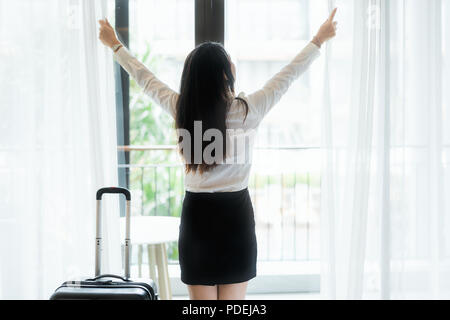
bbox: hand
[98,18,120,49]
[313,8,338,47]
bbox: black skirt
[178,188,257,286]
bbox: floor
[172,293,321,300]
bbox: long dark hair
[176,42,248,174]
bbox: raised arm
[98,18,178,119]
[246,8,338,120]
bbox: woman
[98,8,337,300]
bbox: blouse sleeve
[113,46,178,119]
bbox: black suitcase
[50,187,158,300]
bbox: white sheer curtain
[321,0,450,299]
[0,0,121,299]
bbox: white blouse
[113,42,321,192]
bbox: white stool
[120,216,180,300]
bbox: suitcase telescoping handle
[95,187,132,279]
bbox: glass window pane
[225,0,354,263]
[127,2,194,263]
[129,0,194,146]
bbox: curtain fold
[321,0,450,299]
[0,0,121,299]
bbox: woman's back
[185,95,257,192]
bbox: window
[117,1,196,291]
[226,0,321,263]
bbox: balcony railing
[118,145,322,265]
[118,144,450,268]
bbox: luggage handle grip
[87,274,131,282]
[95,187,132,279]
[96,187,131,201]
